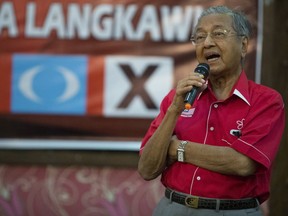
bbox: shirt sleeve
[231,89,285,169]
[139,89,175,154]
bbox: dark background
[261,0,288,214]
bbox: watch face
[177,151,184,162]
[177,141,187,162]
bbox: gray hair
[195,6,252,38]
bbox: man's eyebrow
[195,24,227,32]
[212,24,227,29]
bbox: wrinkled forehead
[195,14,234,32]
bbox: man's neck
[210,72,241,101]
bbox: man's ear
[241,37,249,58]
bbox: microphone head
[195,63,210,79]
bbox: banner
[0,0,262,146]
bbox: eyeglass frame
[190,28,244,45]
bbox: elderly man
[138,5,285,216]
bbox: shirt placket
[189,101,220,195]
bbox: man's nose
[203,34,216,46]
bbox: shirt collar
[200,70,251,106]
[232,71,251,106]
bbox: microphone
[184,63,210,110]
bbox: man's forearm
[138,106,180,180]
[170,138,257,176]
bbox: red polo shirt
[140,71,285,203]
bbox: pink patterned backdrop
[0,165,164,216]
[0,165,269,216]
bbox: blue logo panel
[11,54,87,115]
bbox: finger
[183,79,205,89]
[200,83,208,92]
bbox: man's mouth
[205,52,220,62]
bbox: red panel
[86,56,104,115]
[0,0,260,139]
[0,55,11,113]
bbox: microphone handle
[184,86,199,103]
[184,86,200,110]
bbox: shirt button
[197,176,201,181]
[214,104,218,108]
[210,127,214,131]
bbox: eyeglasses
[190,29,243,45]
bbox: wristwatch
[177,140,188,162]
